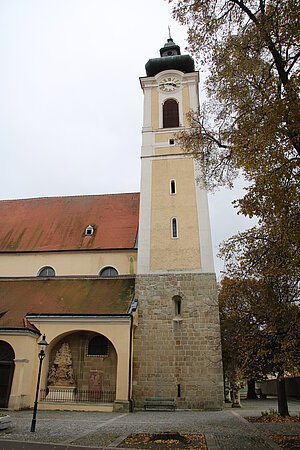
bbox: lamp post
[30,334,48,432]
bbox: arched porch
[40,331,117,405]
[27,314,133,412]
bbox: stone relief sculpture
[48,342,75,387]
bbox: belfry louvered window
[163,99,179,128]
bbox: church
[0,38,224,412]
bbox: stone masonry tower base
[133,273,224,410]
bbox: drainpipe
[128,314,133,412]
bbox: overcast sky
[0,0,253,277]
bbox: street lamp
[30,334,48,432]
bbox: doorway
[0,341,15,408]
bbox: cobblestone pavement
[0,398,299,449]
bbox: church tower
[133,38,224,409]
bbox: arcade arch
[46,331,117,397]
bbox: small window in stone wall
[173,295,182,318]
[177,383,181,398]
[87,335,109,357]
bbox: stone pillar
[113,343,131,412]
[115,351,129,401]
[8,358,30,410]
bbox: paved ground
[0,398,299,449]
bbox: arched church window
[99,266,118,277]
[38,266,55,277]
[88,335,109,356]
[163,99,179,128]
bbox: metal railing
[39,388,115,403]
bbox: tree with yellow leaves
[170,0,299,188]
[219,277,300,416]
[171,0,300,416]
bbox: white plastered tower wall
[134,39,224,409]
[137,69,215,275]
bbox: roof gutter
[0,247,138,255]
[26,313,132,325]
[0,327,40,336]
[0,274,136,281]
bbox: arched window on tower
[170,179,176,195]
[163,99,179,128]
[171,217,178,238]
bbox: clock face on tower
[158,76,181,92]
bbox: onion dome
[145,37,195,77]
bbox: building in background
[0,38,223,412]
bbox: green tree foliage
[219,277,300,415]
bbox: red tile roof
[0,193,139,252]
[0,278,135,328]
